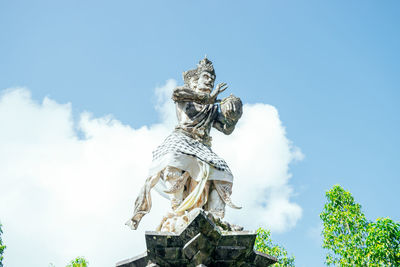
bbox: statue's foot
[204,210,244,232]
[125,219,138,230]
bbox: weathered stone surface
[115,252,148,267]
[117,210,277,267]
[217,231,256,247]
[214,246,246,260]
[253,250,278,267]
[182,233,202,259]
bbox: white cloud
[0,82,302,267]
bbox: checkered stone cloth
[152,130,232,175]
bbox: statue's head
[183,57,216,94]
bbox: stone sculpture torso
[175,101,217,146]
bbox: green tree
[365,218,400,265]
[254,227,295,267]
[0,222,5,267]
[320,185,400,266]
[65,256,88,267]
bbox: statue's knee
[163,166,183,181]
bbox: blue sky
[1,1,399,266]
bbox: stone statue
[126,57,243,233]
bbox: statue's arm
[213,96,243,135]
[172,86,211,104]
[213,112,237,135]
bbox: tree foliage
[320,185,400,266]
[0,222,5,267]
[254,227,295,267]
[65,256,88,267]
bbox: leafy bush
[0,222,5,267]
[254,227,295,266]
[65,256,88,267]
[321,185,400,266]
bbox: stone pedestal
[117,210,277,267]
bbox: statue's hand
[216,82,228,94]
[220,94,243,124]
[210,82,228,103]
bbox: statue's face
[196,71,215,94]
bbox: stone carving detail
[126,57,243,232]
[117,210,277,267]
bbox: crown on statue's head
[197,56,215,76]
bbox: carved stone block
[116,210,277,267]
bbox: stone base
[116,210,277,267]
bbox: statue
[126,57,243,233]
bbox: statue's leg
[206,182,226,219]
[206,181,244,232]
[183,178,210,211]
[163,166,189,210]
[125,173,161,230]
[206,180,242,219]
